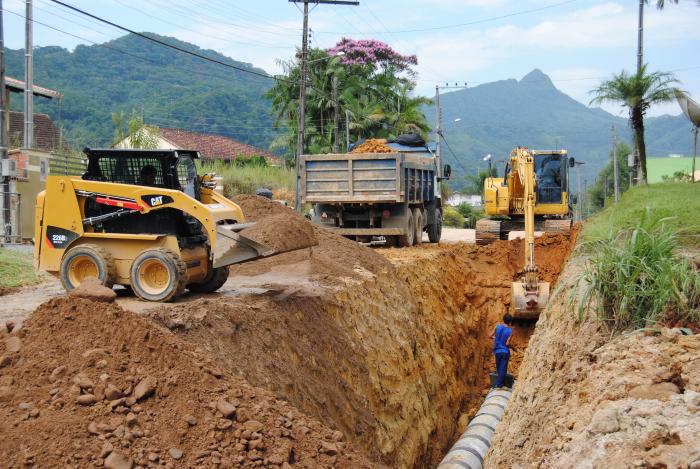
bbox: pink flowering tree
[326,38,418,76]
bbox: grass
[647,157,696,183]
[0,248,37,288]
[576,213,700,332]
[581,182,700,247]
[199,161,295,201]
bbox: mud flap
[213,223,276,268]
[512,280,550,319]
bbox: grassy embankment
[577,182,700,331]
[0,248,37,289]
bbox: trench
[149,229,574,468]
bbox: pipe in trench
[436,388,513,469]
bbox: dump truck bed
[301,152,436,204]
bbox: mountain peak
[520,69,554,87]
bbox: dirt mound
[240,213,318,253]
[231,195,392,283]
[350,139,396,154]
[0,297,379,468]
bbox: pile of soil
[350,139,396,154]
[231,195,392,282]
[239,214,318,254]
[0,297,378,468]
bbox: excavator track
[543,219,572,235]
[475,219,502,245]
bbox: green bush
[199,160,294,199]
[576,212,700,331]
[443,206,465,228]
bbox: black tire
[384,236,398,248]
[397,210,415,247]
[130,248,187,302]
[188,265,230,294]
[60,244,116,291]
[427,208,443,243]
[413,207,423,245]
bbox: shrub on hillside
[576,211,700,331]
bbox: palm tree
[590,65,680,184]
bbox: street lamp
[483,154,492,174]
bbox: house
[115,125,280,165]
[2,78,65,242]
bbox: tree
[112,110,160,149]
[588,140,632,210]
[589,65,680,184]
[266,39,431,159]
[464,167,498,195]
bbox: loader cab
[82,148,201,200]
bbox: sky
[2,0,699,118]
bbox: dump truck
[300,140,451,246]
[476,147,575,244]
[34,148,313,302]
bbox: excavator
[476,147,575,244]
[34,148,314,302]
[479,147,575,318]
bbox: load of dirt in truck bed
[350,139,396,154]
[0,297,379,468]
[231,195,392,282]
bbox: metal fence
[1,192,22,244]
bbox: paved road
[435,228,475,244]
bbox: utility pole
[574,161,585,222]
[0,0,9,241]
[290,0,358,212]
[583,178,588,219]
[434,85,441,178]
[612,125,619,203]
[692,126,698,183]
[332,75,339,153]
[23,0,33,150]
[637,0,644,74]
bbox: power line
[438,132,469,174]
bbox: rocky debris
[589,406,620,434]
[104,451,133,469]
[132,376,156,401]
[628,382,680,401]
[68,276,117,303]
[350,138,396,154]
[4,336,21,353]
[0,297,378,468]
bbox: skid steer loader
[34,148,302,302]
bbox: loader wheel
[188,265,230,294]
[427,208,442,243]
[397,211,415,247]
[130,248,187,302]
[60,244,116,291]
[413,207,423,246]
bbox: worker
[537,157,561,203]
[491,313,513,388]
[140,165,158,186]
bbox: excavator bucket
[212,223,276,268]
[511,280,550,320]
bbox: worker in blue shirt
[491,313,513,388]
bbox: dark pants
[495,352,510,387]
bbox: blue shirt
[494,324,512,355]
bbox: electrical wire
[438,132,470,174]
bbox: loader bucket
[213,223,276,268]
[511,280,550,320]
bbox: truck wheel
[397,211,415,247]
[413,207,423,245]
[130,248,187,302]
[427,208,443,243]
[188,265,230,294]
[60,244,116,291]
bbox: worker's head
[140,165,158,186]
[503,313,513,325]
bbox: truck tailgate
[301,153,401,203]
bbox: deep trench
[152,235,574,468]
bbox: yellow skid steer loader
[34,148,298,302]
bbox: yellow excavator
[476,147,574,244]
[480,147,570,318]
[34,148,311,302]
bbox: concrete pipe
[437,387,513,469]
